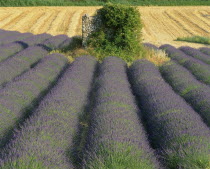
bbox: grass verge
[83,142,156,169]
[175,36,210,45]
[0,0,210,6]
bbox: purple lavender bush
[160,44,210,86]
[128,59,210,168]
[38,34,69,50]
[0,53,68,150]
[199,47,210,56]
[0,55,97,169]
[143,43,159,50]
[160,60,210,127]
[15,33,53,47]
[0,31,20,40]
[82,56,161,169]
[0,29,7,33]
[0,32,33,46]
[0,42,26,63]
[58,37,73,50]
[0,46,48,87]
[179,46,210,65]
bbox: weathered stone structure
[82,14,102,48]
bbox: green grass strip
[85,142,156,169]
[0,0,210,6]
[0,155,48,169]
[176,36,210,45]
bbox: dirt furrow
[164,10,195,36]
[56,10,73,34]
[34,10,59,35]
[11,9,37,31]
[29,11,52,34]
[162,10,189,37]
[193,10,210,28]
[0,11,23,28]
[47,9,68,35]
[0,12,12,22]
[174,10,210,36]
[141,10,159,42]
[2,11,30,30]
[198,10,210,21]
[150,10,179,40]
[23,11,45,33]
[66,10,83,37]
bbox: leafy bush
[87,3,145,64]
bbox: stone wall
[82,14,102,48]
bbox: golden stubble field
[0,6,209,48]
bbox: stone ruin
[82,14,102,48]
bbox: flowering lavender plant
[0,53,68,151]
[0,33,33,46]
[16,33,52,47]
[0,42,26,63]
[38,34,69,50]
[82,56,161,169]
[143,43,159,50]
[128,59,210,168]
[179,46,210,65]
[58,37,73,50]
[199,47,210,56]
[0,30,20,40]
[160,44,210,86]
[0,55,97,169]
[160,60,210,127]
[0,46,48,87]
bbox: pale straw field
[0,6,209,48]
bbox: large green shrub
[87,3,146,64]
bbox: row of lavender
[0,56,163,169]
[82,56,161,168]
[0,54,209,168]
[145,43,210,126]
[128,59,210,168]
[0,56,96,168]
[160,61,210,127]
[0,30,74,88]
[159,45,210,87]
[0,29,73,64]
[0,52,68,150]
[0,46,48,87]
[144,43,210,126]
[145,43,210,165]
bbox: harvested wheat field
[0,6,209,48]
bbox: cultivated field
[0,6,209,48]
[0,30,210,168]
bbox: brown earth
[0,6,209,48]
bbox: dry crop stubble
[45,9,68,35]
[0,6,209,48]
[185,10,210,31]
[67,9,84,37]
[56,10,73,34]
[9,9,37,31]
[163,10,194,37]
[0,11,23,28]
[2,11,30,30]
[41,9,61,34]
[30,11,53,34]
[172,10,210,36]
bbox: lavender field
[0,30,209,169]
